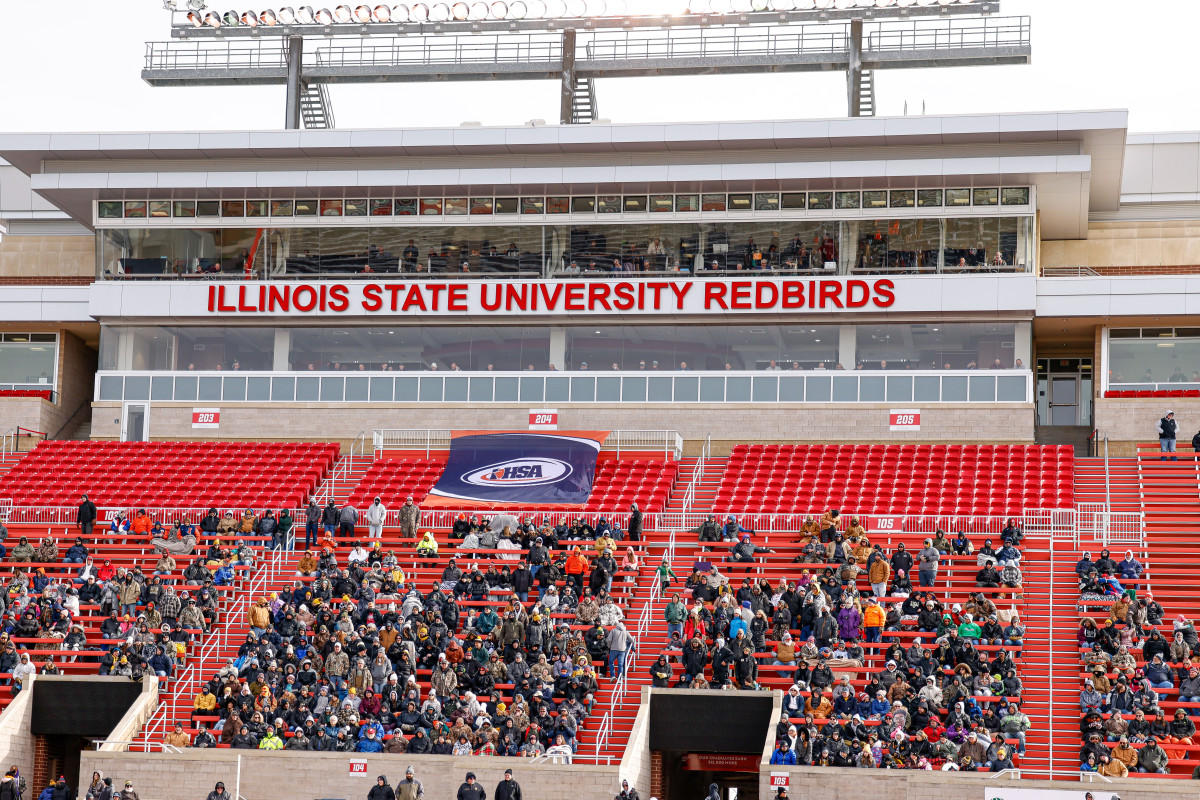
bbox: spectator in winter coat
[365,498,388,539]
[916,540,940,587]
[338,503,358,538]
[1118,551,1144,580]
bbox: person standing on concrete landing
[1158,409,1178,461]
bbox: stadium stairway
[1016,538,1083,777]
[1072,456,1141,511]
[664,456,728,517]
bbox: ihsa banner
[425,431,610,507]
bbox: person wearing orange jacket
[863,597,887,644]
[130,510,153,535]
[565,547,589,595]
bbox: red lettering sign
[201,278,902,315]
[349,759,368,775]
[889,409,921,431]
[529,409,558,430]
[191,408,220,429]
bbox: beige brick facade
[88,402,1034,452]
[79,750,621,800]
[1094,398,1198,457]
[0,235,94,280]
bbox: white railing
[313,431,366,505]
[373,428,683,460]
[136,542,287,751]
[1071,504,1143,547]
[680,434,712,515]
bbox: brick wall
[0,674,36,793]
[78,751,620,800]
[87,402,1035,449]
[1042,219,1200,270]
[757,765,1200,800]
[0,235,94,280]
[1095,398,1200,457]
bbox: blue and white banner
[426,431,609,507]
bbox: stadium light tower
[143,0,1028,128]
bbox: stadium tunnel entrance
[648,690,776,800]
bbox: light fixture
[469,1,488,18]
[508,0,527,17]
[834,0,855,8]
[490,0,508,17]
[334,4,353,21]
[186,9,204,25]
[410,1,430,19]
[451,1,469,17]
[259,9,279,24]
[607,0,625,12]
[430,2,451,20]
[372,3,391,19]
[222,10,241,24]
[392,4,411,21]
[546,0,567,16]
[163,0,181,9]
[315,6,334,23]
[794,0,815,7]
[352,3,372,20]
[875,0,896,5]
[296,5,316,22]
[277,5,296,22]
[240,10,259,24]
[203,10,223,25]
[526,0,547,17]
[187,0,207,8]
[564,0,584,14]
[770,0,797,9]
[751,0,769,9]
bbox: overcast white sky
[1,0,1197,133]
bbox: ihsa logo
[462,458,573,487]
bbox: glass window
[346,376,369,401]
[222,376,246,401]
[270,200,293,217]
[98,202,122,219]
[149,201,171,218]
[1002,187,1031,206]
[494,197,518,214]
[973,188,999,206]
[754,193,779,212]
[570,376,595,402]
[856,322,1018,369]
[444,197,467,216]
[781,193,806,210]
[151,376,175,401]
[808,192,832,210]
[862,191,886,209]
[675,194,699,212]
[1108,333,1200,384]
[622,196,647,213]
[917,190,942,208]
[546,197,569,214]
[124,201,147,219]
[345,199,368,217]
[648,376,672,402]
[247,376,270,401]
[728,193,752,211]
[844,218,940,274]
[650,195,673,213]
[419,198,442,215]
[836,191,861,210]
[889,190,915,208]
[370,376,394,401]
[319,199,343,217]
[0,335,58,387]
[245,200,267,218]
[701,193,726,212]
[520,197,544,215]
[597,196,621,214]
[221,200,245,217]
[944,217,1026,271]
[571,197,595,213]
[945,189,970,207]
[293,199,316,216]
[370,199,394,216]
[395,198,418,216]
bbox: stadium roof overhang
[0,109,1127,240]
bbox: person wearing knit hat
[494,769,521,800]
[1158,409,1178,460]
[457,773,484,800]
[395,768,422,800]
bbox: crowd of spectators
[170,509,642,758]
[1073,548,1200,776]
[659,513,1028,771]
